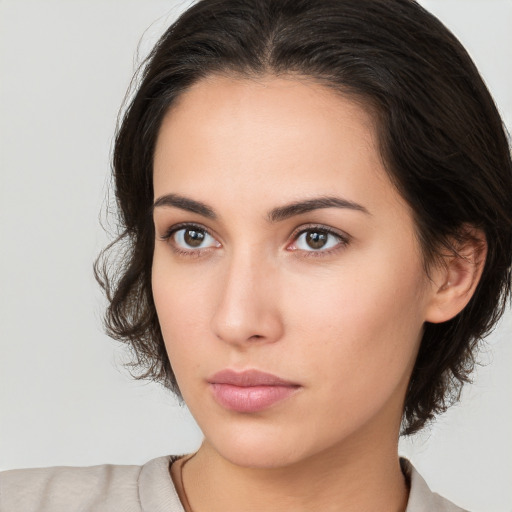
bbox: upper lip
[208,369,300,387]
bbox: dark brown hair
[96,0,512,435]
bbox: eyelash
[289,224,350,258]
[159,223,217,258]
[159,223,350,258]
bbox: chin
[204,423,322,470]
[221,445,304,469]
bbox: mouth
[207,369,301,413]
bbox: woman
[1,0,511,510]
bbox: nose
[210,250,284,347]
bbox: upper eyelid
[290,223,351,241]
[160,222,214,239]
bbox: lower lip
[209,383,300,413]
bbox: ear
[425,227,487,324]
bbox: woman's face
[152,76,439,468]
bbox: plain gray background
[1,1,511,511]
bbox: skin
[151,76,483,512]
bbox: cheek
[153,264,245,420]
[152,255,216,367]
[283,253,427,394]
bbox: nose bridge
[211,244,283,346]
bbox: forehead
[155,74,377,159]
[152,75,401,217]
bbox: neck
[181,423,408,512]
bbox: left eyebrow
[267,196,370,223]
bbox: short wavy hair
[95,0,512,435]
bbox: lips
[207,369,301,413]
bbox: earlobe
[425,228,487,324]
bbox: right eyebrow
[152,193,217,219]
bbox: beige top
[0,456,467,512]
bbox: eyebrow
[153,193,216,219]
[152,193,369,221]
[267,196,370,222]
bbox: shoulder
[0,455,185,512]
[402,459,469,512]
[0,460,144,512]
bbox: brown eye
[292,228,345,252]
[305,231,328,249]
[183,228,205,247]
[171,226,220,251]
